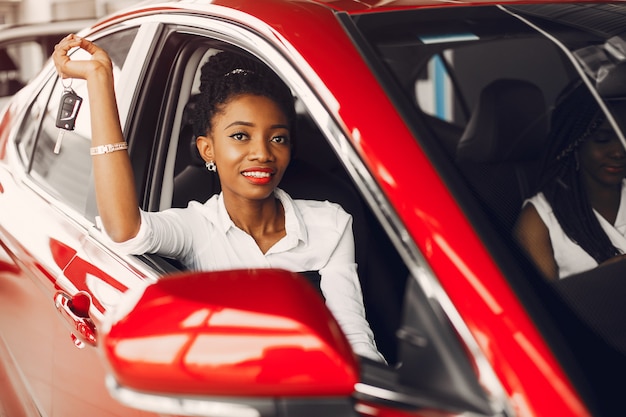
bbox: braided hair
[537,82,619,264]
[192,51,296,153]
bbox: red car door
[0,25,161,416]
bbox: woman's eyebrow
[224,121,253,130]
[224,121,290,130]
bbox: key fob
[56,88,83,131]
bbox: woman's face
[197,93,291,202]
[579,119,626,188]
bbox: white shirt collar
[212,188,307,246]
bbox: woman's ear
[196,135,214,162]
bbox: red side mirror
[101,269,359,400]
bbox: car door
[0,23,167,417]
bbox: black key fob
[54,87,83,154]
[56,88,83,131]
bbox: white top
[525,182,626,279]
[109,188,385,362]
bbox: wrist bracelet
[90,142,128,155]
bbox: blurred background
[0,0,141,24]
[0,0,144,104]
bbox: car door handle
[54,291,97,348]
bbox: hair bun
[199,51,263,90]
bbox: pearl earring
[205,161,216,172]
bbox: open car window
[133,29,408,365]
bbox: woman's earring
[205,160,216,172]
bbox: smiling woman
[195,93,292,213]
[51,36,386,363]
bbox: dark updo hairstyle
[537,81,619,263]
[192,51,297,151]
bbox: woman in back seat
[515,82,626,280]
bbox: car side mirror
[100,269,359,416]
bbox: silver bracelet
[90,142,128,155]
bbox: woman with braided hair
[52,35,385,363]
[515,82,626,280]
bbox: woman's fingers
[52,34,111,80]
[54,34,82,58]
[53,34,82,78]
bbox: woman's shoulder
[286,193,348,213]
[277,188,351,225]
[294,197,345,210]
[524,191,552,215]
[517,191,558,239]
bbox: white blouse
[108,188,385,362]
[525,182,626,279]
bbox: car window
[350,4,626,404]
[23,28,138,218]
[120,27,398,361]
[15,75,55,165]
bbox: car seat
[455,78,550,231]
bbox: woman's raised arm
[53,34,140,242]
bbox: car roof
[311,0,604,11]
[91,0,615,28]
[321,0,605,9]
[122,0,609,13]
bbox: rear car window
[346,2,626,408]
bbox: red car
[1,0,625,416]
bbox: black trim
[298,270,323,299]
[123,23,167,211]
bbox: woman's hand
[53,34,113,82]
[599,253,626,267]
[53,33,141,243]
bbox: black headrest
[456,79,549,163]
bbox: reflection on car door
[0,26,160,417]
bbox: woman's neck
[223,192,286,252]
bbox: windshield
[348,3,626,414]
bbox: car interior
[351,6,626,393]
[134,9,626,372]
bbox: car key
[54,87,83,154]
